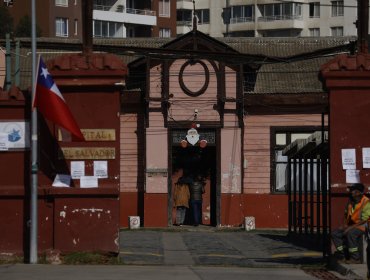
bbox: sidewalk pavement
[120,226,370,279]
[119,226,325,268]
[329,258,368,279]
[1,226,368,279]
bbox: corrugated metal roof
[2,36,356,93]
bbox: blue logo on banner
[8,129,21,142]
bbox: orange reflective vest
[345,195,369,232]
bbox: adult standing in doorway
[190,174,205,226]
[173,177,191,226]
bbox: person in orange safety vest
[332,183,370,264]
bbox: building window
[177,9,192,26]
[309,2,320,18]
[195,9,210,24]
[55,18,68,37]
[93,20,123,38]
[159,28,171,38]
[331,26,343,36]
[230,5,253,23]
[159,0,170,17]
[55,0,68,7]
[272,128,324,193]
[260,2,302,21]
[309,28,320,36]
[74,19,78,36]
[331,1,344,17]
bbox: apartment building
[177,0,360,37]
[4,0,176,39]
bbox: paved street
[0,264,319,280]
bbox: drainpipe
[82,0,93,55]
[225,0,229,37]
[5,33,11,90]
[15,40,20,87]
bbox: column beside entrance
[144,112,168,227]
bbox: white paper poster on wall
[363,148,370,169]
[70,161,85,179]
[0,122,30,149]
[346,170,360,184]
[80,176,98,188]
[52,174,71,187]
[94,161,108,178]
[341,149,356,170]
[0,133,9,151]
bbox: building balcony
[177,21,193,35]
[257,15,304,30]
[176,0,193,10]
[93,6,156,26]
[229,17,255,32]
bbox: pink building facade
[119,31,330,228]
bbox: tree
[0,4,14,39]
[15,15,42,37]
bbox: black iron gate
[283,131,330,257]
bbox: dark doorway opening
[171,144,217,226]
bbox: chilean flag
[33,57,84,141]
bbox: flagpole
[30,0,38,264]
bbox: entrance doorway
[170,137,217,227]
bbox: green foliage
[14,15,42,37]
[0,4,14,39]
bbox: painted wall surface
[146,112,168,193]
[144,193,168,227]
[54,198,119,252]
[168,59,220,122]
[221,194,289,228]
[243,114,327,194]
[329,90,370,187]
[221,115,241,193]
[120,113,142,192]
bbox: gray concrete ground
[0,264,318,280]
[1,226,368,279]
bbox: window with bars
[159,0,170,17]
[55,18,68,37]
[331,1,343,17]
[55,0,68,7]
[272,128,326,193]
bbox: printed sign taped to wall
[0,122,30,149]
[245,216,255,231]
[129,216,140,229]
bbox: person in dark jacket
[190,174,205,226]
